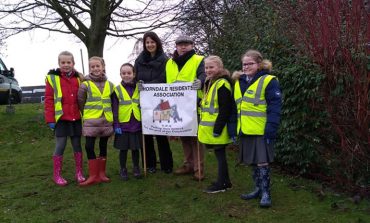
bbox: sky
[2,30,137,87]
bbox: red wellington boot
[79,159,100,186]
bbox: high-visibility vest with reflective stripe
[83,80,114,122]
[165,54,204,83]
[198,78,232,144]
[46,74,81,122]
[114,84,141,123]
[166,54,204,114]
[234,74,275,135]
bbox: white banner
[140,82,198,136]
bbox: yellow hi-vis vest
[166,54,204,113]
[198,78,232,145]
[165,54,204,83]
[234,74,275,135]
[83,80,114,122]
[114,84,141,123]
[46,74,81,122]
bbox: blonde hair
[58,51,75,64]
[242,49,272,72]
[89,56,105,68]
[205,55,230,77]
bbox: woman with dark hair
[134,31,173,173]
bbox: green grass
[1,104,369,223]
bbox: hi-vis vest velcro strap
[83,80,114,122]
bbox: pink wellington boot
[74,152,86,183]
[52,155,68,186]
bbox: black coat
[134,51,168,83]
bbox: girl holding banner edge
[134,31,173,174]
[198,55,236,193]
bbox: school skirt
[239,135,274,165]
[114,132,142,151]
[55,120,82,137]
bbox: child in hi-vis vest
[112,63,142,180]
[198,55,236,194]
[78,56,114,186]
[232,49,282,208]
[44,51,85,186]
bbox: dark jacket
[44,68,81,123]
[134,51,168,83]
[238,70,282,139]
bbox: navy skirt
[239,135,274,165]
[55,120,82,137]
[114,132,142,151]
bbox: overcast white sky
[2,30,137,87]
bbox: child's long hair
[242,50,272,72]
[204,55,230,80]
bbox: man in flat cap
[165,34,205,181]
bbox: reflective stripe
[103,107,112,112]
[84,105,103,110]
[55,110,63,116]
[119,101,132,105]
[235,97,242,104]
[201,107,219,114]
[86,97,102,102]
[132,99,140,103]
[199,121,215,126]
[55,98,62,103]
[50,75,59,98]
[242,96,266,105]
[254,75,267,105]
[240,110,266,117]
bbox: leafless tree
[0,0,184,57]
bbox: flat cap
[175,35,194,44]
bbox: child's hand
[115,128,122,135]
[138,80,144,91]
[48,123,56,130]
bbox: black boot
[259,166,271,207]
[241,166,260,200]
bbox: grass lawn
[1,104,369,223]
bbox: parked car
[0,57,22,104]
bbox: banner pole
[197,140,201,182]
[142,133,147,177]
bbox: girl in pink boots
[78,56,114,186]
[44,51,86,186]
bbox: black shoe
[203,182,226,194]
[148,167,156,173]
[162,168,172,174]
[120,168,128,181]
[133,166,142,179]
[224,182,233,190]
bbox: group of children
[44,46,281,208]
